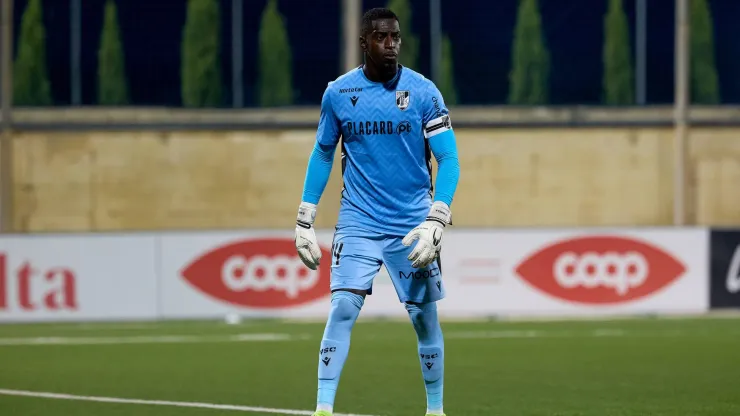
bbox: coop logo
[180,238,331,308]
[515,236,685,305]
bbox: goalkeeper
[294,7,460,416]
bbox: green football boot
[312,411,332,416]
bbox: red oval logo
[515,236,685,305]
[181,238,331,308]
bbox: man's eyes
[376,33,401,40]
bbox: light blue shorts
[329,226,446,304]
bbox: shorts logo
[399,267,440,280]
[396,90,410,110]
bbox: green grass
[0,317,739,415]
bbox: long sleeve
[428,129,460,207]
[300,85,340,205]
[301,142,336,204]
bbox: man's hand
[402,201,452,269]
[295,202,322,270]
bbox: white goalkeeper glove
[295,202,322,270]
[402,201,452,269]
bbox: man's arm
[402,81,460,268]
[425,117,460,210]
[301,87,341,205]
[423,83,460,210]
[301,142,337,205]
[295,86,341,270]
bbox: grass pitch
[0,316,739,415]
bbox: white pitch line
[445,329,633,339]
[0,333,310,346]
[0,388,377,416]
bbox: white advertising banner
[158,228,709,319]
[0,234,158,322]
[159,231,337,319]
[435,228,709,317]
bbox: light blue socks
[406,302,444,415]
[316,291,364,412]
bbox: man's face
[362,18,401,70]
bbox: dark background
[709,230,740,308]
[11,0,740,107]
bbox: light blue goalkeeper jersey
[303,65,459,237]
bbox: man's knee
[328,289,365,322]
[405,301,438,331]
[332,288,368,298]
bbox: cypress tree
[508,0,549,105]
[13,0,52,106]
[257,0,294,106]
[690,0,720,103]
[181,0,223,107]
[438,34,458,105]
[97,0,129,105]
[602,0,634,105]
[386,0,419,70]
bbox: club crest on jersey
[395,90,410,110]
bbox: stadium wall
[10,126,740,232]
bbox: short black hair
[361,8,399,37]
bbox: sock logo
[436,281,441,291]
[425,362,434,370]
[322,357,331,366]
[320,346,337,354]
[420,353,439,359]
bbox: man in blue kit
[294,7,460,416]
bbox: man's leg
[384,237,446,415]
[316,288,366,413]
[315,228,382,415]
[406,301,445,416]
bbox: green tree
[386,0,418,70]
[181,0,222,107]
[690,0,720,103]
[13,0,52,106]
[257,0,294,106]
[97,0,129,105]
[602,0,634,105]
[438,34,458,105]
[508,0,550,105]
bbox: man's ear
[359,36,367,52]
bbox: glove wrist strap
[427,201,452,226]
[297,202,317,229]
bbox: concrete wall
[11,127,740,232]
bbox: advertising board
[158,229,709,319]
[0,235,158,322]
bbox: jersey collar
[359,64,403,89]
